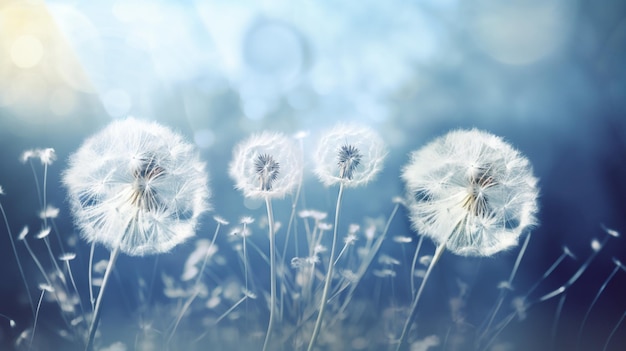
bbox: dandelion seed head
[229,132,301,199]
[393,235,413,243]
[240,216,255,224]
[613,258,626,271]
[313,123,387,187]
[38,283,54,292]
[344,233,357,245]
[59,252,76,261]
[62,118,210,257]
[562,246,577,260]
[213,215,229,225]
[318,222,332,231]
[39,205,60,219]
[402,129,539,257]
[591,238,601,252]
[36,227,51,239]
[17,226,28,241]
[378,254,400,266]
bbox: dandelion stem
[538,233,612,303]
[481,232,532,340]
[65,259,86,320]
[89,241,96,310]
[550,293,567,350]
[30,288,47,350]
[213,295,249,325]
[169,222,222,342]
[410,236,425,299]
[395,242,446,351]
[576,259,625,350]
[307,183,345,351]
[330,201,400,327]
[86,245,120,351]
[262,196,277,351]
[603,309,626,351]
[0,203,35,318]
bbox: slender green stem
[169,222,222,343]
[86,245,120,351]
[307,183,344,351]
[395,243,446,351]
[30,288,47,350]
[0,203,35,318]
[262,197,276,351]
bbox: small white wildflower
[410,335,440,351]
[373,269,396,278]
[562,246,577,260]
[344,233,357,245]
[419,255,432,266]
[591,238,601,252]
[378,254,400,266]
[364,225,376,240]
[36,227,51,239]
[39,148,56,165]
[39,205,60,219]
[348,223,360,234]
[314,245,327,254]
[313,123,387,187]
[38,283,54,292]
[497,281,513,290]
[240,216,255,224]
[213,215,229,225]
[318,222,332,231]
[393,236,413,243]
[59,252,77,261]
[18,226,29,241]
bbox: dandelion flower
[313,124,387,187]
[396,129,539,351]
[63,117,210,256]
[401,128,539,257]
[229,132,301,199]
[63,117,210,350]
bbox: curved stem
[307,183,344,351]
[85,246,120,351]
[0,204,35,318]
[262,197,276,351]
[395,243,446,351]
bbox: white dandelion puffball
[229,132,302,199]
[401,129,539,257]
[63,118,210,256]
[313,124,387,187]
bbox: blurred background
[1,0,625,350]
